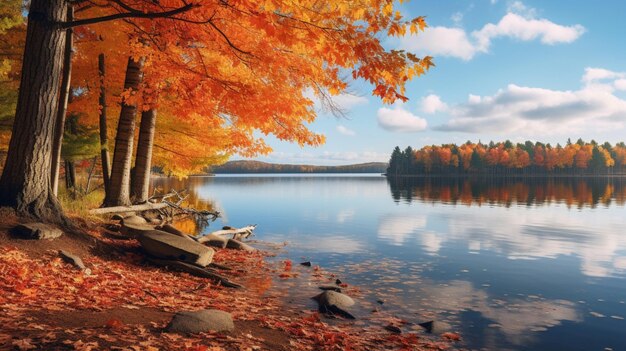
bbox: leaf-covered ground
[0,213,462,351]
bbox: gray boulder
[13,223,63,240]
[313,290,356,319]
[157,224,195,241]
[200,234,228,248]
[138,230,214,267]
[120,223,155,237]
[226,239,256,252]
[59,250,86,270]
[165,309,234,334]
[122,215,148,226]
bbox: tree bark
[64,159,76,190]
[103,56,145,207]
[0,0,68,223]
[50,6,73,197]
[98,53,111,196]
[131,108,156,203]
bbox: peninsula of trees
[387,139,626,176]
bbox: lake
[153,175,626,351]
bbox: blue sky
[250,0,626,165]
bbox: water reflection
[387,177,626,208]
[152,175,626,351]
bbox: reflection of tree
[387,177,626,208]
[150,176,218,234]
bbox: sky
[249,0,626,165]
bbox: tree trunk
[131,108,156,203]
[64,160,76,190]
[103,56,145,207]
[0,0,68,223]
[50,6,73,197]
[98,53,111,196]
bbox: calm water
[153,175,626,351]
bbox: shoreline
[0,210,462,351]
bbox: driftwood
[147,257,243,289]
[89,202,168,215]
[198,225,256,243]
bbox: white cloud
[377,105,428,132]
[399,3,584,60]
[435,68,626,135]
[582,67,625,85]
[472,13,585,52]
[421,94,448,114]
[305,89,368,113]
[336,125,356,136]
[400,26,477,61]
[506,1,537,18]
[332,93,369,110]
[451,12,463,26]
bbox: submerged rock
[138,230,214,267]
[165,309,234,334]
[13,223,63,240]
[313,290,356,319]
[418,320,452,334]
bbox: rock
[120,223,156,237]
[138,230,215,267]
[59,250,86,270]
[318,286,342,293]
[157,224,196,241]
[122,215,148,226]
[313,290,356,319]
[385,324,402,334]
[200,234,228,248]
[158,223,184,236]
[111,214,124,221]
[418,320,452,334]
[226,239,256,252]
[13,223,63,240]
[335,279,342,285]
[300,261,312,267]
[166,309,234,334]
[148,258,243,288]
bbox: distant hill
[209,160,388,174]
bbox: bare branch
[56,3,197,29]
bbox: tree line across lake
[387,139,626,176]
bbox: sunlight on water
[153,175,626,351]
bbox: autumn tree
[1,0,433,219]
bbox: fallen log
[147,257,243,289]
[89,202,168,215]
[198,225,256,242]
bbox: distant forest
[387,139,626,176]
[210,160,388,174]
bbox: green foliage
[62,115,100,162]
